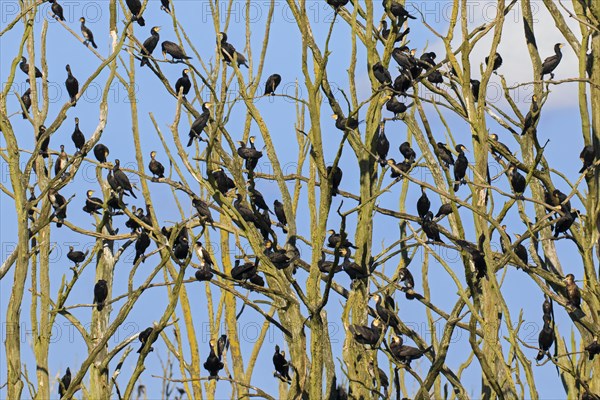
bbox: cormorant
[273,200,287,227]
[83,190,103,214]
[80,17,97,48]
[264,73,282,95]
[140,27,160,67]
[48,0,65,21]
[372,62,392,86]
[318,251,342,273]
[48,189,67,227]
[389,335,432,366]
[245,136,263,171]
[217,335,229,359]
[173,234,189,260]
[453,144,468,192]
[536,315,554,361]
[553,210,578,237]
[192,197,214,225]
[327,229,357,249]
[187,102,212,146]
[273,345,291,383]
[541,43,564,79]
[579,145,594,173]
[67,246,87,265]
[194,241,213,268]
[552,189,571,212]
[512,234,529,266]
[231,259,258,281]
[563,273,581,309]
[542,296,553,317]
[20,88,31,119]
[219,32,248,68]
[380,20,410,43]
[175,68,191,95]
[58,368,71,398]
[416,186,430,219]
[137,327,154,353]
[113,159,137,198]
[385,95,407,116]
[265,241,292,269]
[585,339,600,361]
[162,41,192,61]
[420,52,436,68]
[368,362,389,394]
[204,340,224,380]
[37,125,49,159]
[332,113,359,131]
[522,94,539,135]
[375,122,390,166]
[421,211,443,243]
[71,118,85,152]
[470,79,481,103]
[327,165,343,196]
[435,203,452,218]
[383,0,416,22]
[485,52,502,73]
[348,319,383,346]
[586,52,593,78]
[195,267,213,282]
[326,0,349,11]
[436,142,454,168]
[508,164,526,199]
[391,46,415,71]
[134,232,150,264]
[148,151,165,179]
[371,293,400,330]
[55,144,68,176]
[211,168,235,194]
[126,0,145,26]
[125,206,141,232]
[234,193,257,223]
[386,159,411,178]
[93,279,108,311]
[398,268,415,298]
[93,143,109,163]
[248,186,271,213]
[393,71,412,95]
[341,248,368,280]
[19,56,43,78]
[427,70,444,85]
[489,133,511,159]
[65,64,79,105]
[160,0,171,14]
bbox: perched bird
[399,142,416,165]
[341,248,369,280]
[393,71,412,95]
[80,17,97,48]
[536,315,554,361]
[126,0,145,26]
[58,367,71,398]
[195,267,213,282]
[508,165,526,199]
[37,125,50,159]
[372,62,392,86]
[187,102,212,146]
[54,144,68,177]
[470,79,481,103]
[273,345,292,383]
[93,279,108,311]
[83,190,103,215]
[125,206,141,232]
[20,88,31,119]
[392,46,415,71]
[264,73,282,95]
[563,274,581,309]
[173,234,190,261]
[175,68,191,96]
[192,197,214,225]
[332,113,359,131]
[541,43,564,79]
[579,145,595,173]
[453,144,468,192]
[219,32,248,68]
[387,159,411,178]
[273,200,287,227]
[248,186,271,213]
[489,133,511,159]
[93,143,109,163]
[148,151,165,179]
[140,26,160,67]
[194,241,213,268]
[383,0,416,22]
[385,95,407,116]
[552,189,571,212]
[585,338,600,361]
[211,168,235,194]
[113,159,137,198]
[137,327,154,353]
[20,57,43,79]
[326,166,343,196]
[318,251,342,274]
[586,52,593,78]
[427,70,444,85]
[348,319,383,346]
[375,123,390,166]
[435,203,453,218]
[160,0,171,13]
[231,259,258,281]
[326,0,349,11]
[234,193,257,223]
[398,268,415,298]
[553,210,578,237]
[542,296,553,317]
[512,234,529,266]
[368,362,389,394]
[327,229,357,250]
[416,186,430,219]
[162,41,192,61]
[217,334,229,359]
[67,246,87,265]
[485,52,502,73]
[421,211,443,243]
[71,118,85,153]
[48,0,65,21]
[522,94,539,135]
[380,20,410,43]
[389,335,433,366]
[436,142,454,168]
[65,64,79,105]
[371,293,400,331]
[48,189,67,227]
[204,340,224,380]
[133,232,150,264]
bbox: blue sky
[1,0,591,398]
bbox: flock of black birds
[9,0,598,397]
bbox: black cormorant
[141,27,160,67]
[341,248,368,280]
[134,232,150,264]
[453,144,468,192]
[20,57,42,78]
[192,197,214,225]
[125,0,145,26]
[436,142,454,168]
[162,41,192,61]
[204,340,224,380]
[485,52,502,73]
[385,95,407,116]
[187,102,212,146]
[137,327,154,353]
[326,0,349,11]
[58,368,71,398]
[541,43,563,79]
[211,168,235,194]
[386,159,411,178]
[175,68,191,95]
[327,165,343,196]
[48,189,66,227]
[585,339,600,361]
[20,88,31,119]
[332,113,359,131]
[536,315,554,361]
[93,279,108,311]
[264,73,282,95]
[579,145,594,173]
[113,159,137,198]
[273,345,291,383]
[416,186,430,219]
[389,335,432,366]
[80,17,97,48]
[71,118,85,152]
[372,62,392,86]
[348,319,383,346]
[375,122,390,167]
[67,246,87,265]
[399,142,416,163]
[421,211,443,243]
[65,64,79,105]
[48,0,65,21]
[553,210,578,237]
[470,79,481,103]
[435,203,452,218]
[327,229,356,249]
[83,190,103,214]
[231,259,258,281]
[93,143,109,163]
[552,189,571,212]
[393,71,412,95]
[148,151,165,179]
[522,95,539,135]
[160,0,171,13]
[371,293,400,331]
[234,193,257,223]
[383,0,416,22]
[219,32,248,68]
[273,200,287,227]
[508,164,526,199]
[194,241,213,268]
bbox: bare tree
[1,0,599,399]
